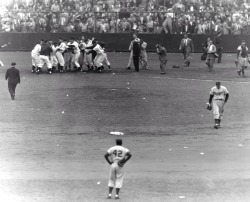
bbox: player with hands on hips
[104,139,132,200]
[208,81,229,129]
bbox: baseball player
[67,38,81,72]
[31,40,44,73]
[85,38,94,71]
[140,40,149,70]
[156,44,167,74]
[79,36,87,72]
[50,42,59,72]
[93,41,111,72]
[104,139,132,199]
[208,81,229,129]
[236,40,249,77]
[63,39,72,72]
[56,38,67,73]
[38,40,53,74]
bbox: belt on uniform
[215,99,223,101]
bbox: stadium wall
[0,33,247,52]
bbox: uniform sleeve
[209,87,214,95]
[237,46,242,51]
[223,87,229,94]
[107,147,113,155]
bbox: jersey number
[113,150,122,157]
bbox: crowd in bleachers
[1,0,250,34]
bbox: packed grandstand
[0,0,250,34]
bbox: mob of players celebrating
[31,36,111,74]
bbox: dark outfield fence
[0,33,248,53]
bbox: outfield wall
[0,33,248,52]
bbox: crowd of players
[31,36,111,74]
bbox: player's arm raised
[104,152,113,165]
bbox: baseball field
[0,51,250,202]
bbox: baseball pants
[183,49,191,64]
[64,52,73,69]
[94,53,110,67]
[31,54,41,67]
[85,52,93,67]
[56,51,65,66]
[71,52,80,68]
[212,100,225,119]
[108,163,124,189]
[40,55,52,69]
[50,55,58,67]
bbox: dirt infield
[0,52,250,202]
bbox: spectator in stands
[51,1,60,12]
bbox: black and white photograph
[0,0,250,201]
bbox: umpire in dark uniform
[5,62,20,100]
[132,37,142,72]
[214,31,223,63]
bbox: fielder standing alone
[236,40,249,77]
[208,82,229,129]
[104,139,132,199]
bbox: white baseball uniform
[85,40,93,67]
[67,41,80,68]
[31,44,42,67]
[210,86,229,119]
[56,42,67,66]
[107,145,129,189]
[50,45,58,67]
[93,44,110,68]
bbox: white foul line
[153,76,250,84]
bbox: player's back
[107,145,129,163]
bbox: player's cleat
[187,61,190,66]
[214,124,219,129]
[31,70,35,73]
[115,195,120,200]
[237,70,241,76]
[161,72,166,74]
[126,67,131,70]
[107,194,112,199]
[48,70,52,74]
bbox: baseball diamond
[0,51,250,202]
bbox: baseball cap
[11,62,16,66]
[216,81,221,85]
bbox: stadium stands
[1,0,250,34]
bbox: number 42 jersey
[107,146,129,163]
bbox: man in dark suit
[179,34,194,66]
[214,31,223,63]
[5,62,20,100]
[132,37,142,72]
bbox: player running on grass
[236,40,249,77]
[208,81,229,129]
[104,139,132,199]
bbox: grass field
[0,51,250,202]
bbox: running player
[85,38,94,71]
[38,40,53,74]
[93,41,111,72]
[104,139,132,200]
[67,37,81,72]
[31,39,43,73]
[236,40,249,77]
[208,81,229,129]
[56,38,67,73]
